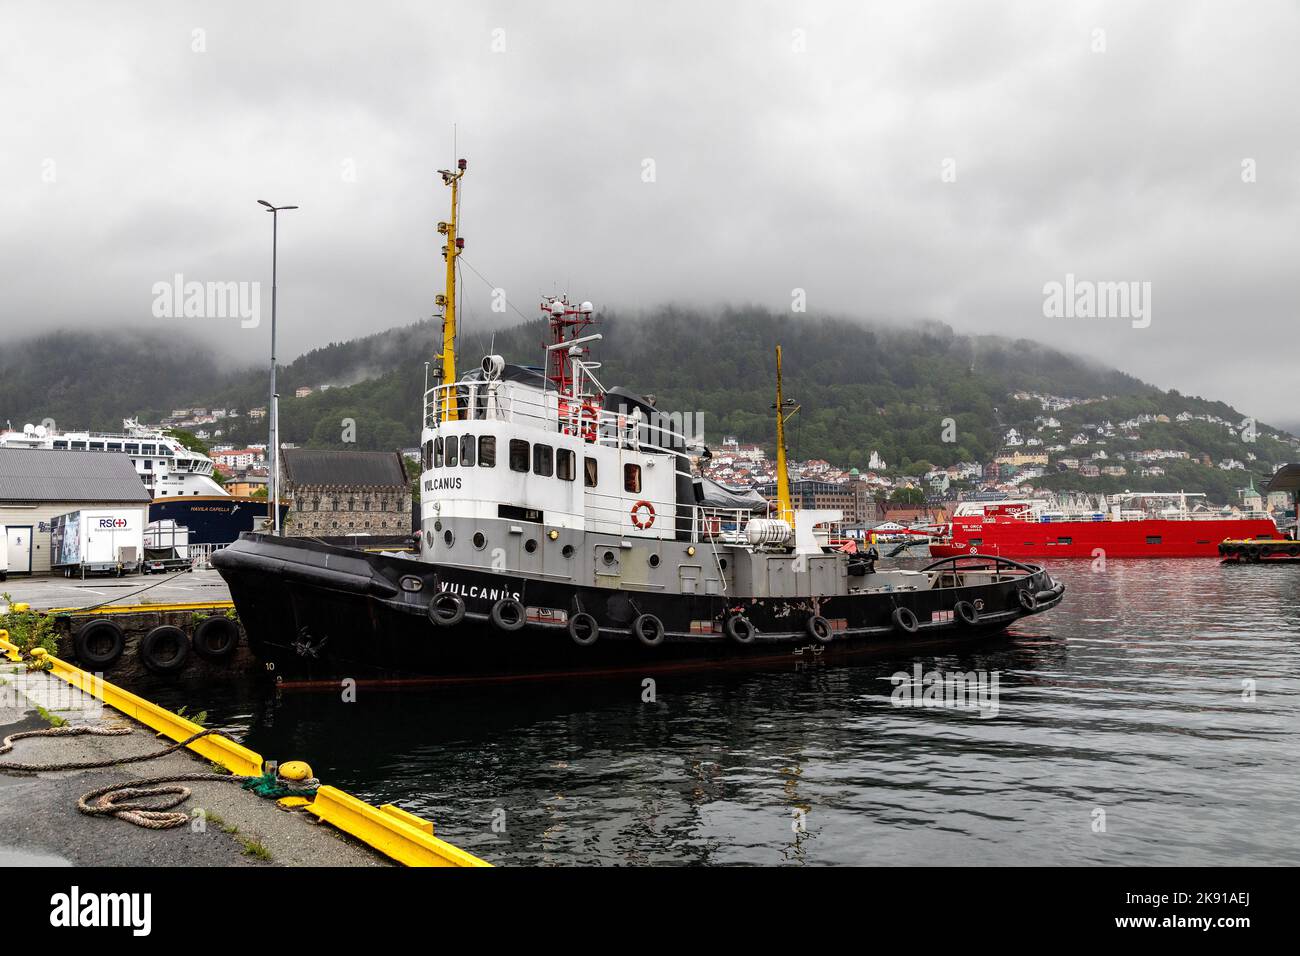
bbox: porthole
[524,539,538,554]
[602,550,616,566]
[434,519,443,532]
[444,529,454,547]
[719,558,728,570]
[562,545,575,558]
[648,554,661,568]
[399,575,423,593]
[472,532,486,550]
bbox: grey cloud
[1,0,1296,421]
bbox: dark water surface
[147,559,1300,865]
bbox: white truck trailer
[50,509,144,577]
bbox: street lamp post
[258,199,298,535]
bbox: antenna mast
[436,157,467,421]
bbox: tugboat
[213,159,1065,682]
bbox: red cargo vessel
[929,493,1281,559]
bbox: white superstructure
[0,419,226,499]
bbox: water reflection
[147,559,1300,865]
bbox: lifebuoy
[954,601,979,626]
[633,613,665,647]
[193,616,240,662]
[891,606,919,634]
[630,500,656,529]
[490,597,526,632]
[725,614,755,644]
[139,625,190,675]
[580,403,598,442]
[73,619,125,668]
[427,592,466,627]
[568,612,599,646]
[807,615,833,643]
[1018,588,1038,611]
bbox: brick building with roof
[280,448,411,537]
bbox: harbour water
[147,558,1300,866]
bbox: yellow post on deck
[774,345,795,531]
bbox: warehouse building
[0,447,151,576]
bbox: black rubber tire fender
[427,592,466,627]
[568,612,599,647]
[807,615,833,643]
[192,616,240,663]
[954,600,979,626]
[73,618,125,668]
[1018,588,1038,611]
[490,597,526,632]
[633,613,665,647]
[138,625,191,675]
[891,606,920,634]
[726,614,755,644]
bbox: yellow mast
[774,345,797,529]
[436,159,466,421]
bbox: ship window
[479,436,496,467]
[107,443,121,451]
[509,439,530,472]
[434,437,444,468]
[446,436,458,467]
[53,440,68,449]
[89,441,104,451]
[584,457,598,487]
[533,444,553,477]
[1057,537,1072,545]
[460,435,475,467]
[556,448,575,482]
[969,538,982,546]
[125,443,138,454]
[1146,535,1162,545]
[143,460,153,470]
[422,440,433,470]
[624,463,641,494]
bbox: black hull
[148,496,289,546]
[212,533,1065,684]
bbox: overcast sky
[3,1,1297,423]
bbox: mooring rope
[0,726,252,830]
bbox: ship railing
[423,383,694,459]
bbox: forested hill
[2,308,1293,496]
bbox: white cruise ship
[0,419,280,543]
[0,419,224,497]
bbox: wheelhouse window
[479,435,496,467]
[509,439,530,472]
[422,439,434,469]
[460,435,475,467]
[584,456,598,487]
[624,463,641,493]
[434,436,444,468]
[445,436,458,467]
[533,443,554,477]
[557,448,575,482]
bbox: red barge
[929,493,1282,559]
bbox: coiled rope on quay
[0,725,318,830]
